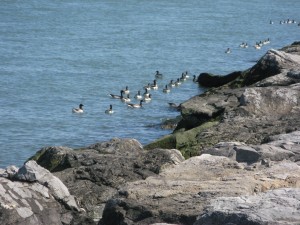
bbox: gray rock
[99,154,300,225]
[14,160,80,212]
[30,138,185,222]
[255,144,295,161]
[0,165,19,178]
[234,146,260,163]
[195,188,300,225]
[287,69,300,79]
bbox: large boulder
[98,152,300,225]
[0,161,92,225]
[195,188,300,225]
[241,48,300,86]
[30,138,185,222]
[198,71,242,88]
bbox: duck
[105,104,114,114]
[225,48,231,54]
[193,75,198,82]
[168,80,175,87]
[121,91,131,103]
[155,70,163,79]
[263,38,270,45]
[163,84,171,93]
[122,86,130,95]
[175,78,181,86]
[144,94,152,102]
[151,80,158,90]
[183,71,190,79]
[239,42,248,48]
[179,73,187,81]
[134,90,143,100]
[254,44,261,50]
[144,83,151,91]
[143,88,150,98]
[109,90,123,99]
[72,104,84,113]
[127,100,143,109]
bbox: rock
[287,69,300,79]
[99,154,300,225]
[0,161,92,225]
[198,71,242,88]
[195,188,300,225]
[234,146,260,163]
[30,138,185,222]
[0,165,19,178]
[239,84,300,117]
[280,41,300,55]
[255,144,296,161]
[201,141,242,159]
[146,43,300,154]
[241,48,300,86]
[14,160,79,211]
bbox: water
[0,0,299,168]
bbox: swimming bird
[144,94,152,102]
[183,71,190,79]
[72,104,84,113]
[127,100,143,108]
[263,38,270,45]
[134,90,143,100]
[163,84,171,93]
[105,104,114,114]
[143,88,150,98]
[121,93,131,103]
[155,70,163,79]
[151,80,158,90]
[109,90,123,99]
[225,48,231,53]
[175,78,181,86]
[239,42,248,48]
[122,86,130,95]
[168,80,175,87]
[193,75,198,82]
[254,43,261,50]
[144,83,151,91]
[179,73,187,81]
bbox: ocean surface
[0,0,299,168]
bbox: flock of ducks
[72,19,299,114]
[225,37,271,53]
[72,70,197,114]
[225,18,299,53]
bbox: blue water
[0,0,299,168]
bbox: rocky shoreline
[1,42,300,225]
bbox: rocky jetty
[1,42,300,225]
